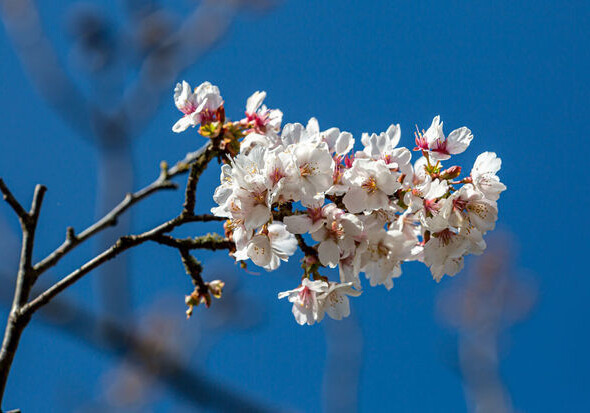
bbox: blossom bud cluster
[173,81,506,325]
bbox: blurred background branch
[437,231,537,413]
[0,0,274,323]
[0,0,278,410]
[0,268,276,412]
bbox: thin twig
[0,183,46,407]
[23,141,220,317]
[183,214,226,223]
[22,215,184,317]
[33,141,214,277]
[178,248,207,291]
[295,234,317,258]
[152,234,234,251]
[182,142,218,215]
[0,179,29,223]
[33,176,177,276]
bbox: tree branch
[0,179,29,224]
[152,234,234,251]
[22,140,220,317]
[182,142,218,215]
[183,214,226,223]
[33,174,177,276]
[0,183,46,407]
[23,213,183,317]
[295,234,317,259]
[33,141,215,277]
[0,271,278,412]
[178,248,207,292]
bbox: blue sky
[1,0,589,411]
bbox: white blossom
[440,184,498,233]
[342,158,401,213]
[415,116,473,161]
[278,278,329,325]
[245,90,283,135]
[318,282,361,321]
[172,81,223,132]
[310,204,364,268]
[471,152,507,201]
[245,222,297,271]
[286,141,334,206]
[194,80,507,325]
[359,228,414,290]
[423,227,485,282]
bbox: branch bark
[0,139,222,408]
[22,140,220,317]
[0,182,46,407]
[33,141,212,277]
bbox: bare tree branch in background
[437,231,537,413]
[0,270,276,412]
[0,0,274,322]
[322,316,363,413]
[0,136,252,410]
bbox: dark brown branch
[23,141,220,317]
[182,143,218,215]
[0,179,29,223]
[22,215,185,318]
[183,214,226,223]
[178,248,206,291]
[0,183,46,407]
[152,234,233,251]
[33,141,215,277]
[0,271,278,412]
[295,234,317,258]
[167,141,212,176]
[33,175,177,276]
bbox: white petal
[446,127,473,155]
[326,294,350,320]
[306,117,320,136]
[292,304,314,325]
[283,215,313,234]
[318,240,340,268]
[245,204,270,230]
[376,170,399,194]
[334,132,354,156]
[246,91,266,114]
[342,187,368,214]
[247,235,272,267]
[172,116,193,133]
[385,123,401,148]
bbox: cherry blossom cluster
[173,80,506,326]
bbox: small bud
[303,255,319,267]
[185,290,201,319]
[208,280,225,299]
[440,165,462,180]
[199,121,222,138]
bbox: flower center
[326,220,344,239]
[298,287,313,307]
[362,176,378,194]
[300,163,314,177]
[453,197,468,211]
[435,228,455,246]
[269,167,285,185]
